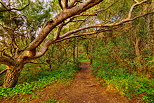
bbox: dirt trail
[1,62,131,103]
[29,62,130,103]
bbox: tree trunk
[89,43,94,65]
[134,37,142,72]
[2,65,23,88]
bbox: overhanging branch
[33,10,154,59]
[54,29,109,43]
[60,11,154,39]
[26,0,104,51]
[23,0,152,59]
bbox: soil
[1,62,140,103]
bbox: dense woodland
[0,0,154,103]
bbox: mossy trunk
[2,65,23,88]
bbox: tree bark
[134,37,142,72]
[2,65,23,88]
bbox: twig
[0,69,7,75]
[0,0,30,12]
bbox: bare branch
[0,1,8,10]
[24,0,152,59]
[31,5,154,60]
[127,0,147,19]
[35,11,154,58]
[60,0,152,39]
[0,69,7,75]
[56,10,153,44]
[55,17,85,40]
[54,29,111,43]
[0,0,30,12]
[3,52,14,60]
[56,24,64,40]
[26,0,103,51]
[34,40,53,59]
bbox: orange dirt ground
[1,62,143,103]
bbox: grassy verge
[0,63,79,100]
[91,62,154,103]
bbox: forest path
[27,62,130,103]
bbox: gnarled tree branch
[30,0,153,60]
[33,40,53,59]
[26,0,103,51]
[60,0,152,39]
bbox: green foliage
[46,98,58,103]
[0,65,7,85]
[91,38,154,103]
[45,98,67,103]
[90,34,154,102]
[0,63,79,99]
[0,64,6,70]
[93,65,154,103]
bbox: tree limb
[26,0,103,51]
[0,1,8,10]
[33,40,53,59]
[56,24,64,40]
[60,12,154,42]
[31,2,154,59]
[60,0,153,39]
[23,0,152,59]
[0,0,30,12]
[33,11,154,60]
[128,0,147,19]
[55,29,109,43]
[55,17,86,40]
[0,69,7,75]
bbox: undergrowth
[91,62,154,103]
[0,63,80,99]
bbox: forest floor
[2,62,136,103]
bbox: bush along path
[1,62,138,103]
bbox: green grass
[46,98,58,103]
[0,63,79,99]
[92,63,154,103]
[80,59,90,62]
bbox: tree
[0,0,153,88]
